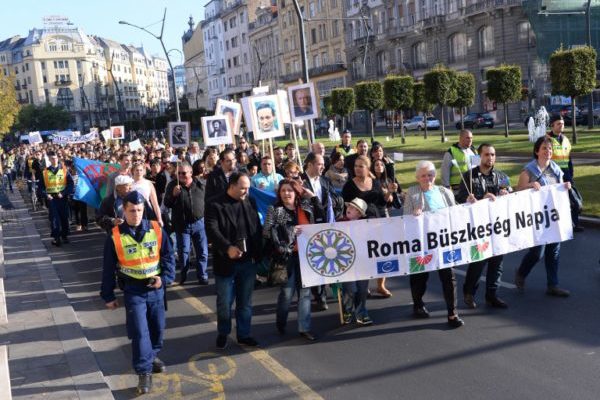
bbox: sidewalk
[0,188,112,399]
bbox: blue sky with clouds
[1,0,211,62]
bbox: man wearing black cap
[40,151,74,246]
[546,115,582,231]
[101,190,175,395]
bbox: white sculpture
[528,106,549,142]
[328,119,340,141]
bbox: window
[64,60,69,68]
[25,63,29,71]
[322,52,328,66]
[49,43,57,51]
[309,2,316,17]
[376,51,388,75]
[478,26,494,58]
[43,75,47,83]
[58,61,64,68]
[27,76,31,84]
[311,28,317,44]
[332,20,339,37]
[412,42,427,69]
[335,48,342,63]
[448,33,467,63]
[396,48,403,66]
[231,37,238,48]
[61,43,69,51]
[517,21,535,47]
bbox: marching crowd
[2,113,580,394]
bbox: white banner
[52,131,99,145]
[298,184,573,288]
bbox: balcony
[280,63,347,83]
[55,79,72,86]
[354,35,375,47]
[462,0,523,18]
[21,83,28,89]
[423,15,445,28]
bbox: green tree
[354,81,385,142]
[413,82,435,139]
[424,66,458,142]
[322,95,333,117]
[384,75,414,143]
[450,72,476,130]
[0,70,19,136]
[17,103,71,131]
[331,88,355,131]
[486,65,522,138]
[549,46,597,144]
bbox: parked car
[457,113,494,129]
[404,116,440,131]
[580,104,600,124]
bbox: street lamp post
[585,0,594,129]
[120,8,181,122]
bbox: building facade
[277,0,348,100]
[248,4,280,90]
[183,16,210,110]
[202,0,227,109]
[343,0,541,123]
[0,16,170,130]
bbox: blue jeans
[464,255,504,297]
[123,286,165,374]
[175,218,208,281]
[276,256,312,333]
[215,260,257,339]
[342,280,370,319]
[48,197,69,239]
[518,243,560,287]
[3,171,13,191]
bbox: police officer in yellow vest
[441,129,476,196]
[330,129,356,158]
[41,151,74,246]
[546,114,582,231]
[101,190,175,395]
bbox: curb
[2,189,113,399]
[0,220,11,400]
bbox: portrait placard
[168,121,191,148]
[201,116,233,146]
[288,82,318,121]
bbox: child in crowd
[339,198,373,326]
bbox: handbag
[569,185,583,214]
[268,258,288,285]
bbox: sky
[1,0,211,63]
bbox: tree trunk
[440,106,446,143]
[424,111,429,140]
[572,96,578,144]
[391,110,396,139]
[400,110,406,144]
[460,107,464,130]
[503,103,509,138]
[342,116,346,131]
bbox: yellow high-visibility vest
[111,221,162,280]
[43,167,67,194]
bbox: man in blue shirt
[251,155,283,193]
[100,191,175,395]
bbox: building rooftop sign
[43,15,72,28]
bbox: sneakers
[356,315,373,326]
[152,358,166,373]
[216,334,228,350]
[136,373,152,395]
[463,293,477,309]
[515,271,525,291]
[447,316,465,328]
[342,312,353,325]
[546,286,570,297]
[237,336,259,347]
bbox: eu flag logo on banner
[376,259,399,274]
[443,249,462,264]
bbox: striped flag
[73,157,119,208]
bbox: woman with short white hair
[403,160,464,328]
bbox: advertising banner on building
[297,184,572,288]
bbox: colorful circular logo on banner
[305,229,356,277]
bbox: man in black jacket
[205,149,237,202]
[205,172,263,350]
[456,143,511,310]
[164,161,208,285]
[97,175,133,234]
[302,153,344,310]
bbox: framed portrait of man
[168,121,191,148]
[215,99,242,136]
[110,125,125,140]
[201,116,232,146]
[249,94,285,140]
[288,82,318,121]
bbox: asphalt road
[27,204,600,400]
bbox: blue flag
[73,157,119,209]
[249,186,277,225]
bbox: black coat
[205,193,263,276]
[205,167,230,202]
[302,174,344,222]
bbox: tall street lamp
[119,8,181,122]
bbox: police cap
[549,114,564,126]
[123,190,145,206]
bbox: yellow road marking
[171,285,324,400]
